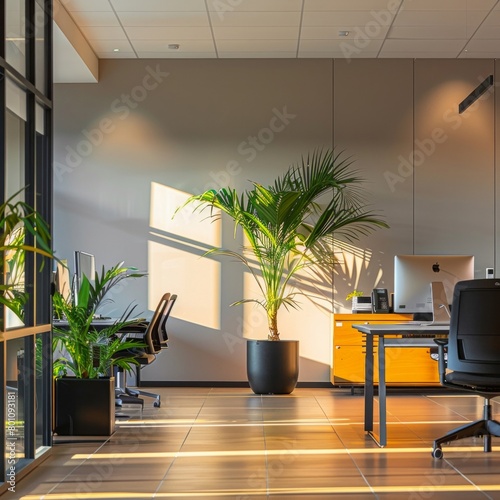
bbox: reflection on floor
[8,387,500,499]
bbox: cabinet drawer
[332,314,438,386]
[333,345,439,385]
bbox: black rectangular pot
[54,377,115,436]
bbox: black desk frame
[352,323,449,447]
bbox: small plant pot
[246,340,299,394]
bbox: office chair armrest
[434,338,448,383]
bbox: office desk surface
[53,317,147,330]
[352,322,449,447]
[353,323,449,335]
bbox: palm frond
[177,148,388,339]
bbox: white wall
[54,58,499,384]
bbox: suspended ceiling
[53,0,500,83]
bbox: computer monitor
[393,255,475,317]
[74,251,95,298]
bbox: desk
[53,317,147,329]
[352,323,449,447]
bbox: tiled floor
[7,387,500,499]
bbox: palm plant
[180,149,388,341]
[53,262,147,379]
[1,190,53,323]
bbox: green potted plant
[1,190,53,325]
[179,148,388,394]
[52,262,147,436]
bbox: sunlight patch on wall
[150,182,220,248]
[148,182,221,329]
[241,269,331,367]
[148,240,221,329]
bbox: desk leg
[378,336,387,447]
[364,334,374,432]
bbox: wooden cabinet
[332,313,440,386]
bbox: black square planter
[54,377,115,436]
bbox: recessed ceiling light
[113,48,119,52]
[168,44,180,50]
[339,31,349,37]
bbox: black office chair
[432,279,500,459]
[115,293,177,408]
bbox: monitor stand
[428,281,451,325]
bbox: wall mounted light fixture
[458,75,494,114]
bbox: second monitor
[73,251,96,302]
[393,254,475,318]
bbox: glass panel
[6,0,26,77]
[5,81,27,329]
[35,0,47,93]
[6,77,27,122]
[35,333,50,450]
[35,103,44,135]
[5,338,28,476]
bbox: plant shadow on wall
[177,148,388,394]
[332,240,383,311]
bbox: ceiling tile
[62,0,113,12]
[97,51,137,58]
[481,10,500,24]
[303,11,394,26]
[399,0,466,11]
[472,0,498,9]
[215,40,298,51]
[465,38,500,50]
[206,0,302,12]
[381,38,465,52]
[393,10,466,26]
[125,27,212,40]
[118,11,210,27]
[298,50,379,58]
[136,51,216,58]
[300,38,383,52]
[466,11,493,32]
[87,39,134,52]
[301,26,389,40]
[304,0,401,11]
[213,27,299,40]
[209,11,301,27]
[400,0,496,10]
[110,0,206,11]
[219,51,296,58]
[379,50,461,57]
[388,26,467,39]
[474,25,500,39]
[69,11,121,27]
[132,40,215,53]
[459,50,500,58]
[80,26,128,40]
